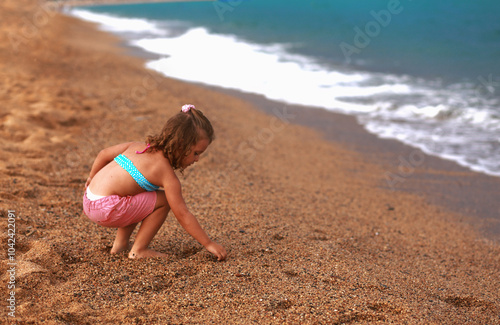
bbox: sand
[1,0,499,324]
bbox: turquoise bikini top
[114,154,159,192]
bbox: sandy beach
[1,0,499,323]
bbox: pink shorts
[83,190,157,228]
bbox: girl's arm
[85,142,133,188]
[162,170,227,261]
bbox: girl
[82,104,227,261]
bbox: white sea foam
[132,27,420,115]
[71,9,167,35]
[71,8,500,177]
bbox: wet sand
[1,1,499,323]
[202,86,500,240]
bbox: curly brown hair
[145,107,214,170]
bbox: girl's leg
[129,190,170,258]
[111,222,138,254]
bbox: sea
[70,0,500,177]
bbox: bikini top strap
[135,143,151,154]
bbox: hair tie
[182,104,195,113]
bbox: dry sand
[1,0,499,323]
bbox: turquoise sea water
[72,0,500,176]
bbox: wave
[71,9,169,36]
[70,8,500,177]
[133,28,427,114]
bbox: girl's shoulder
[140,148,178,188]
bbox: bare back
[89,142,171,197]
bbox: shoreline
[199,85,500,240]
[120,38,500,240]
[65,3,500,181]
[46,0,212,7]
[82,9,500,240]
[2,1,499,323]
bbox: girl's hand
[205,241,227,261]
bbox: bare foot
[110,242,130,254]
[128,249,168,259]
